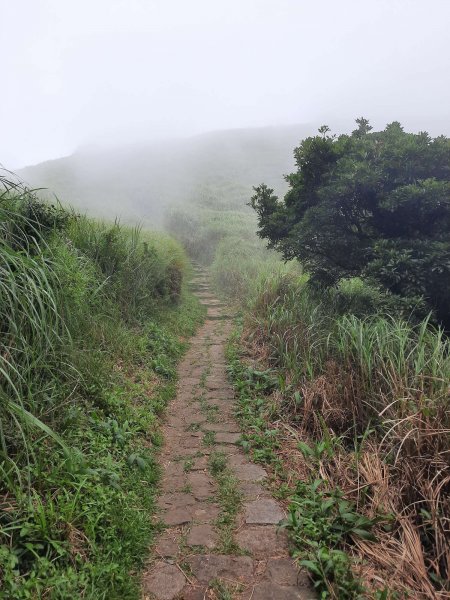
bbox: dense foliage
[177,170,449,596]
[250,120,450,325]
[227,274,449,598]
[0,175,203,598]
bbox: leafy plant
[250,120,450,326]
[286,479,382,598]
[0,174,204,598]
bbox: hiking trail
[142,265,315,600]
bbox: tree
[250,120,450,325]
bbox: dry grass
[239,316,450,598]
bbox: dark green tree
[250,120,450,325]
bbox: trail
[143,266,315,600]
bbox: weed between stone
[207,451,243,554]
[183,458,194,472]
[203,430,216,446]
[197,391,219,423]
[210,577,242,599]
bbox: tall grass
[167,165,449,595]
[166,200,300,299]
[0,174,202,598]
[241,272,450,597]
[0,182,71,463]
[69,217,185,319]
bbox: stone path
[142,266,315,600]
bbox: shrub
[250,120,450,326]
[0,174,200,597]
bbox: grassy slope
[0,178,204,598]
[226,280,449,598]
[17,124,315,225]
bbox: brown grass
[239,322,450,599]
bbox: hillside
[0,175,206,598]
[18,124,317,224]
[165,121,450,598]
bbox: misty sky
[2,0,450,168]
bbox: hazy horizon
[2,0,450,169]
[12,115,450,172]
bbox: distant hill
[18,124,318,225]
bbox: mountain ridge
[17,123,321,223]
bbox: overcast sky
[2,0,449,168]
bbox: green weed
[209,577,239,599]
[203,431,216,446]
[183,458,194,473]
[0,175,204,598]
[207,451,242,554]
[285,479,383,598]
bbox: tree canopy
[250,119,450,325]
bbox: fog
[2,0,450,169]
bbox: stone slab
[236,526,289,559]
[202,422,240,433]
[164,508,192,526]
[188,472,213,487]
[187,554,254,583]
[192,503,220,523]
[244,498,285,524]
[233,462,267,482]
[215,432,241,444]
[158,493,196,509]
[161,475,186,493]
[142,562,185,600]
[267,558,300,586]
[189,456,209,470]
[249,582,314,600]
[239,482,266,500]
[179,436,202,449]
[186,524,218,549]
[154,533,179,557]
[178,586,208,600]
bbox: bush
[250,120,450,326]
[0,175,202,597]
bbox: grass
[183,458,194,473]
[286,479,376,599]
[226,274,450,598]
[203,431,216,446]
[0,175,204,598]
[209,577,239,599]
[207,451,242,554]
[166,194,296,301]
[172,185,450,597]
